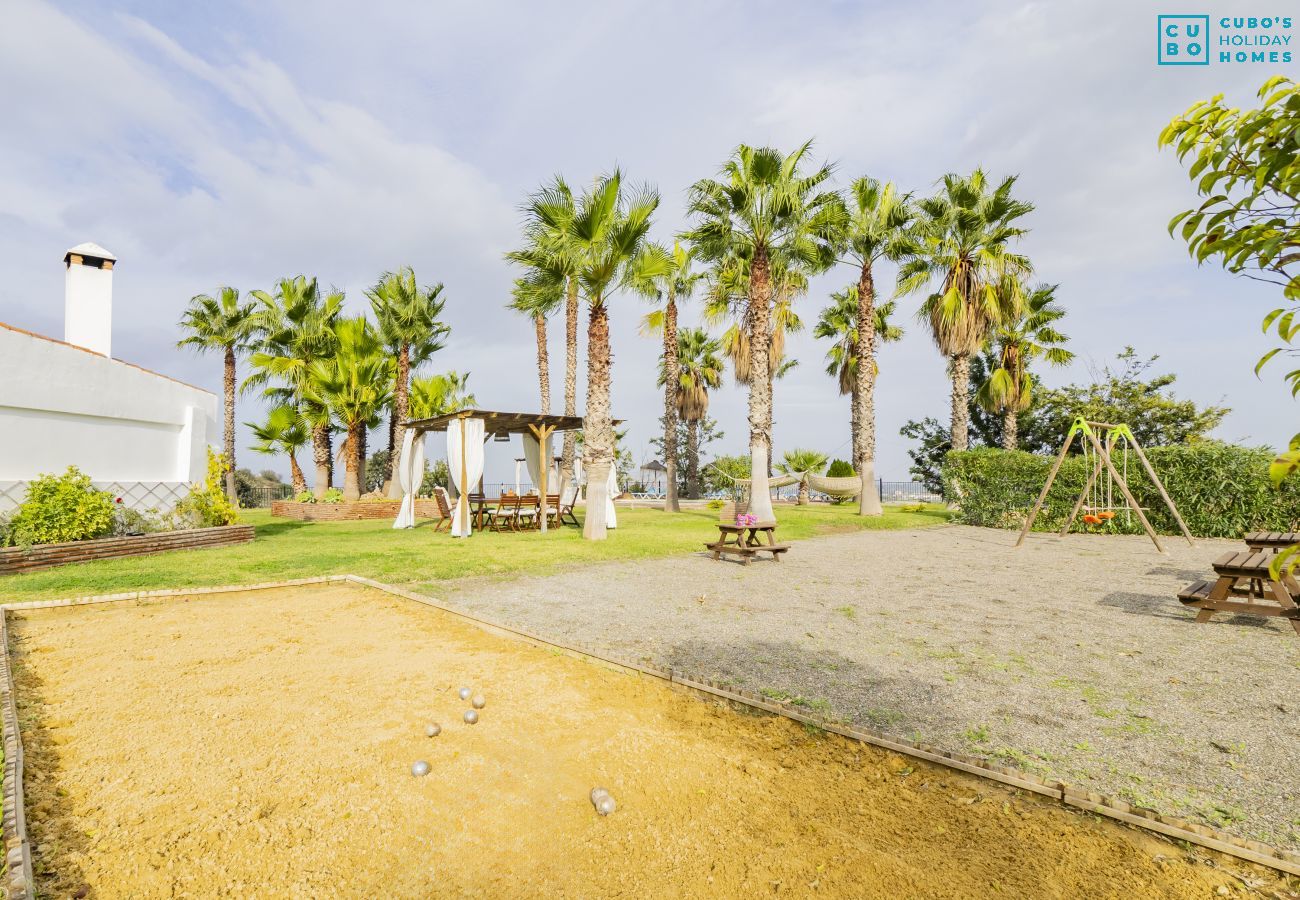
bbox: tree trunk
[561,277,579,491]
[686,417,700,499]
[385,343,411,497]
[662,294,680,512]
[582,302,614,540]
[854,262,883,516]
[535,313,551,414]
[325,428,334,488]
[223,347,237,502]
[949,352,971,452]
[288,454,306,495]
[312,424,331,498]
[343,421,364,501]
[357,425,368,493]
[747,247,775,523]
[1002,409,1018,451]
[797,480,810,506]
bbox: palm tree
[977,282,1073,449]
[897,170,1033,452]
[247,276,344,498]
[635,241,704,512]
[555,170,664,539]
[813,285,904,508]
[408,371,476,420]
[177,286,258,502]
[508,275,562,414]
[303,316,392,501]
[837,178,914,515]
[683,141,845,521]
[247,404,309,494]
[507,176,584,491]
[776,448,830,505]
[663,328,723,498]
[367,267,450,495]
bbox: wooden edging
[0,526,255,575]
[0,573,1296,900]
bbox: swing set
[1015,418,1195,553]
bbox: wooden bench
[706,522,790,565]
[1177,550,1300,636]
[1243,531,1300,551]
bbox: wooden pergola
[402,410,599,533]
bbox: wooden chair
[468,492,491,530]
[1177,549,1300,636]
[490,496,521,532]
[517,494,540,530]
[1243,531,1300,551]
[556,488,580,527]
[541,494,562,528]
[430,487,453,533]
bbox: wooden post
[1060,433,1108,537]
[1127,437,1196,547]
[458,414,470,537]
[1016,427,1076,547]
[529,423,554,533]
[1084,427,1165,553]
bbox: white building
[0,243,218,513]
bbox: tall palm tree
[507,176,584,492]
[177,286,257,502]
[508,275,562,414]
[556,170,665,539]
[897,170,1033,451]
[776,448,829,505]
[303,316,392,501]
[247,404,309,494]
[408,371,476,420]
[635,241,704,512]
[837,178,914,515]
[367,267,450,495]
[247,276,344,498]
[683,141,845,521]
[815,286,904,490]
[977,282,1073,449]
[666,328,724,499]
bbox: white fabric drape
[523,431,556,522]
[448,417,486,537]
[392,429,425,529]
[606,465,619,529]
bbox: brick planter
[271,499,441,522]
[0,525,255,576]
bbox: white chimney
[64,241,115,357]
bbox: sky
[1,0,1296,486]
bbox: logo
[1157,15,1293,65]
[1158,15,1210,64]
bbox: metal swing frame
[1015,417,1195,553]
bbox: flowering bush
[1,467,118,547]
[736,513,758,527]
[170,449,239,528]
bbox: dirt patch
[9,582,1286,897]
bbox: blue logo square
[1158,15,1211,65]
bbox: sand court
[7,581,1272,898]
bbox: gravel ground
[430,524,1300,851]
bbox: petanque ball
[471,694,486,710]
[596,795,616,816]
[463,709,479,724]
[425,723,441,738]
[411,761,431,777]
[458,687,472,701]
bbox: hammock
[734,472,863,498]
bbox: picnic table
[1243,531,1300,551]
[1177,549,1300,636]
[705,522,789,565]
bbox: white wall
[0,324,217,511]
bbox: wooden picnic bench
[706,522,790,565]
[1177,549,1300,635]
[1243,531,1300,551]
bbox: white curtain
[523,432,556,517]
[392,429,425,529]
[448,417,486,537]
[606,465,619,529]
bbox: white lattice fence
[0,481,190,514]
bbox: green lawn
[0,503,951,603]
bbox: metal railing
[239,484,296,507]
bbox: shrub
[295,491,317,503]
[3,467,117,547]
[112,506,160,537]
[943,444,1300,538]
[826,459,856,478]
[171,449,239,528]
[322,487,345,504]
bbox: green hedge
[942,444,1300,538]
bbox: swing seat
[1082,514,1102,525]
[1097,511,1115,521]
